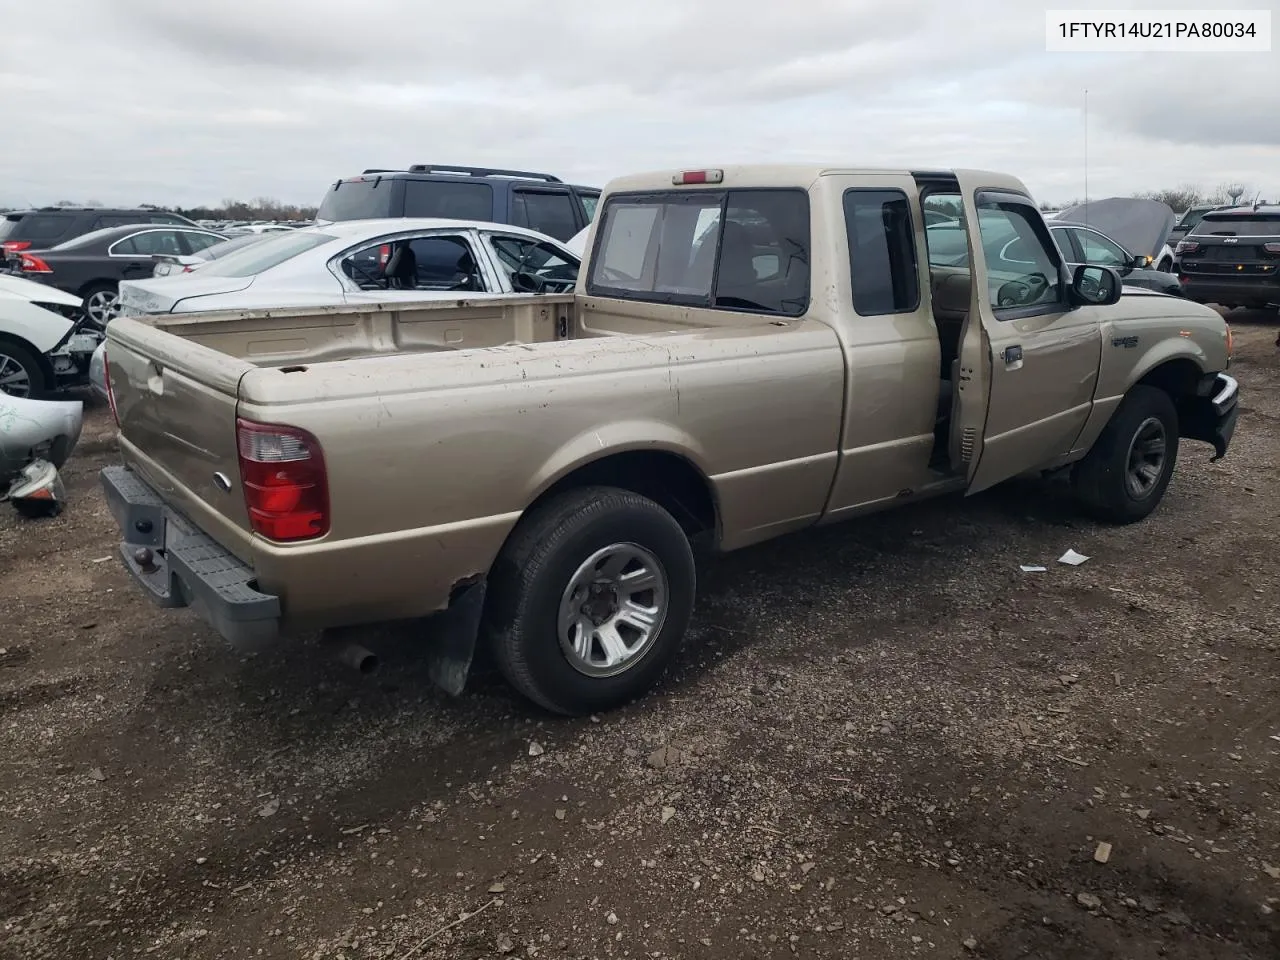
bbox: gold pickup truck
[100,165,1239,715]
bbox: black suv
[315,165,599,242]
[1173,205,1280,310]
[0,206,198,255]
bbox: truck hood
[0,273,82,308]
[118,274,255,316]
[1058,198,1176,260]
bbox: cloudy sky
[0,0,1275,210]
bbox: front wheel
[1072,385,1179,524]
[483,486,696,715]
[0,340,48,398]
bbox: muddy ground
[2,315,1278,960]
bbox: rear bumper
[1177,275,1279,306]
[1181,373,1239,462]
[101,465,281,648]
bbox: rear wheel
[0,341,48,398]
[1072,385,1179,524]
[81,282,119,326]
[483,486,696,716]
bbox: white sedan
[116,218,581,317]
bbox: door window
[512,190,579,241]
[1073,228,1129,267]
[110,230,184,256]
[974,199,1062,314]
[182,231,225,253]
[340,234,484,291]
[580,193,600,223]
[843,189,919,316]
[486,234,579,292]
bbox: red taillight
[1175,240,1200,255]
[235,418,329,542]
[1264,242,1280,255]
[182,265,195,273]
[19,253,52,273]
[378,243,391,268]
[102,344,120,426]
[672,169,724,185]
[1,240,31,253]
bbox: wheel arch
[525,447,720,547]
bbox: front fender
[1124,336,1209,393]
[0,296,76,354]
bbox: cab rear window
[587,188,810,316]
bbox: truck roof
[601,165,1029,195]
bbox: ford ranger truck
[99,166,1239,715]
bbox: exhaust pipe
[336,643,378,674]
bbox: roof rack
[361,169,398,175]
[405,164,562,183]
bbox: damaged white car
[1,391,83,516]
[0,273,103,398]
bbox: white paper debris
[1020,565,1047,573]
[1058,549,1090,566]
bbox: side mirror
[1069,264,1122,307]
[1130,253,1149,269]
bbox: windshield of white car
[192,231,336,278]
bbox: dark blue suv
[315,164,599,242]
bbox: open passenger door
[944,170,1100,495]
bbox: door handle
[1004,345,1023,365]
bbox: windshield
[192,230,336,278]
[316,178,397,221]
[1191,215,1280,238]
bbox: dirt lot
[2,316,1278,960]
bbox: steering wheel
[996,272,1049,307]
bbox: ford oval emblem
[212,471,232,493]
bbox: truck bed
[139,295,583,367]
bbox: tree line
[0,198,319,220]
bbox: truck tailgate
[105,317,257,556]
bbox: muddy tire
[1072,385,1179,524]
[484,486,695,716]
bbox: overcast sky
[0,0,1275,209]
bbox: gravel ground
[2,314,1278,960]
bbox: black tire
[1072,385,1179,524]
[1158,258,1173,272]
[483,486,696,716]
[0,339,49,399]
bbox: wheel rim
[1125,416,1167,500]
[557,542,669,678]
[85,289,119,324]
[0,352,32,397]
